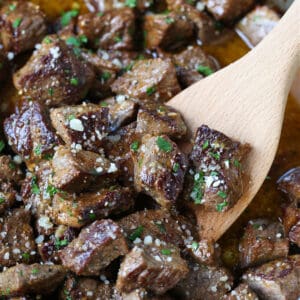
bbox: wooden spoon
[168,0,300,241]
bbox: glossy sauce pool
[1,0,300,274]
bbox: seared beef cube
[237,6,280,47]
[173,261,233,299]
[0,208,37,267]
[77,8,135,50]
[37,225,77,263]
[116,244,189,294]
[52,186,134,228]
[107,97,137,132]
[187,125,250,212]
[203,0,255,23]
[133,135,188,208]
[144,12,194,51]
[0,182,16,215]
[84,0,153,12]
[167,0,223,44]
[0,1,46,54]
[0,155,23,184]
[277,167,300,204]
[0,48,8,82]
[224,284,259,300]
[59,276,118,299]
[60,219,128,275]
[244,255,300,299]
[50,103,109,152]
[4,101,59,166]
[173,45,219,87]
[0,263,66,296]
[13,35,95,107]
[136,105,187,139]
[239,219,289,268]
[51,146,117,193]
[111,58,181,103]
[119,209,197,250]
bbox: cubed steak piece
[52,186,134,228]
[239,219,289,268]
[277,167,300,204]
[60,219,128,275]
[119,209,197,250]
[172,45,219,88]
[186,125,250,212]
[203,0,255,23]
[59,276,119,299]
[133,135,188,209]
[144,12,194,51]
[282,206,300,247]
[0,182,16,215]
[51,146,117,193]
[224,284,259,300]
[173,261,233,299]
[4,101,59,167]
[236,6,280,47]
[77,8,135,50]
[111,58,181,103]
[0,1,46,54]
[136,104,187,139]
[0,208,37,267]
[0,264,66,297]
[50,103,109,152]
[244,255,300,300]
[13,35,95,107]
[0,155,23,184]
[116,244,189,295]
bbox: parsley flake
[197,65,214,76]
[0,197,5,204]
[101,71,111,82]
[154,221,166,233]
[161,249,171,255]
[12,17,22,29]
[146,86,156,96]
[130,141,140,152]
[61,10,79,27]
[55,238,69,250]
[34,144,42,156]
[216,201,228,212]
[202,140,209,150]
[46,185,58,197]
[173,162,180,173]
[191,241,199,251]
[165,16,175,24]
[129,225,144,241]
[125,0,137,8]
[217,190,227,199]
[156,137,172,153]
[0,140,5,153]
[70,77,79,86]
[191,171,205,204]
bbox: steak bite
[239,219,289,268]
[224,284,259,300]
[0,208,37,267]
[236,6,280,47]
[203,0,255,23]
[51,146,117,193]
[186,125,250,212]
[133,135,188,209]
[136,105,187,139]
[60,219,128,275]
[4,101,59,167]
[173,261,233,299]
[0,155,23,184]
[13,35,95,107]
[144,12,194,51]
[172,45,219,88]
[277,167,300,204]
[116,244,189,295]
[0,263,66,297]
[77,8,136,50]
[244,255,300,299]
[50,103,109,152]
[111,58,181,103]
[52,186,135,228]
[0,1,47,54]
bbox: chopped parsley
[61,10,79,27]
[129,225,144,241]
[31,268,39,275]
[233,159,241,168]
[190,171,205,204]
[9,3,17,11]
[68,114,76,121]
[114,36,123,43]
[252,223,261,229]
[161,249,171,255]
[66,35,88,48]
[217,190,227,199]
[191,241,199,251]
[197,65,214,76]
[216,201,228,212]
[209,151,220,160]
[31,176,40,195]
[125,0,137,8]
[165,16,175,24]
[12,17,22,29]
[156,137,172,153]
[46,185,58,197]
[0,140,5,153]
[101,71,111,82]
[34,144,42,156]
[55,238,69,249]
[130,141,140,152]
[173,162,180,173]
[22,252,30,261]
[100,101,108,107]
[146,86,156,96]
[9,162,15,170]
[202,140,209,150]
[70,77,79,86]
[48,87,54,96]
[43,36,52,44]
[154,221,166,233]
[0,197,5,204]
[97,12,104,17]
[89,213,96,220]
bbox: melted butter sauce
[1,0,300,272]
